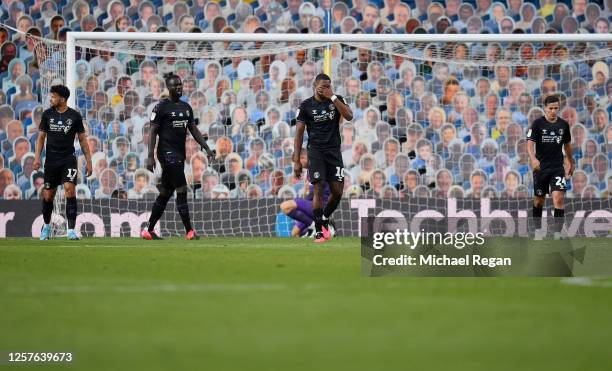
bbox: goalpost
[65,32,612,107]
[27,31,612,237]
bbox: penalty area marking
[560,277,612,288]
[9,280,611,294]
[1,281,456,294]
[5,283,289,294]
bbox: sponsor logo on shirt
[49,118,72,134]
[171,120,189,128]
[63,119,73,134]
[540,126,563,144]
[312,109,335,123]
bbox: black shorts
[307,146,344,183]
[533,167,566,196]
[44,155,78,189]
[159,160,187,190]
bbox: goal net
[27,32,612,237]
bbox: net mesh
[51,187,66,237]
[26,33,66,107]
[24,32,612,237]
[70,38,612,66]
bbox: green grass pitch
[1,237,611,371]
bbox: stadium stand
[0,0,611,200]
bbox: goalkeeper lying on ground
[280,180,334,238]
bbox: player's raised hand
[318,85,334,100]
[85,160,93,177]
[293,161,303,179]
[145,157,156,172]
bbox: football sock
[321,214,329,229]
[533,205,543,230]
[323,196,341,220]
[313,208,324,233]
[66,197,77,230]
[42,199,53,224]
[176,192,192,232]
[148,194,171,232]
[553,208,565,234]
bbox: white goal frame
[65,32,612,107]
